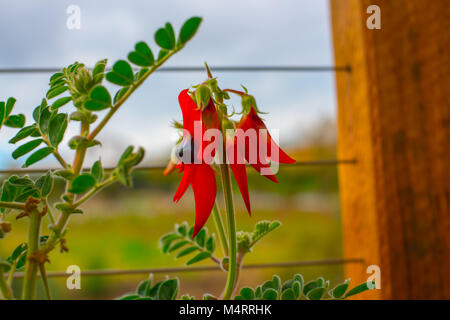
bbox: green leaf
[92,59,107,83]
[157,278,179,300]
[303,279,319,295]
[165,23,176,49]
[35,172,54,198]
[119,294,140,300]
[46,86,68,99]
[69,173,96,194]
[4,114,26,128]
[175,246,198,259]
[0,102,4,128]
[5,97,16,117]
[15,187,39,202]
[113,87,129,104]
[330,280,349,299]
[281,288,296,300]
[255,286,263,299]
[38,107,51,134]
[106,60,134,86]
[128,42,154,67]
[137,278,152,297]
[48,113,68,146]
[54,169,75,181]
[23,147,54,168]
[294,274,304,289]
[262,280,274,292]
[157,49,169,62]
[155,27,173,50]
[292,281,302,299]
[262,288,278,300]
[8,175,34,187]
[272,275,281,291]
[178,17,202,45]
[176,222,188,236]
[185,251,211,265]
[205,235,215,253]
[168,240,189,253]
[9,125,38,144]
[307,287,326,300]
[12,139,43,159]
[91,159,103,183]
[84,85,112,111]
[49,72,64,82]
[344,282,371,298]
[9,243,27,261]
[1,181,15,204]
[194,229,206,247]
[239,287,255,300]
[51,96,72,110]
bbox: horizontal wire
[0,65,351,74]
[8,258,364,278]
[0,159,357,175]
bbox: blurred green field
[1,142,345,299]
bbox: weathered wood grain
[330,0,450,299]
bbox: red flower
[172,89,219,237]
[228,105,296,215]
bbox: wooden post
[330,0,450,299]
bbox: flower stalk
[219,161,238,299]
[0,266,13,300]
[212,202,228,256]
[21,207,42,300]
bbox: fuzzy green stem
[220,162,237,300]
[0,201,26,210]
[7,259,17,287]
[71,176,116,208]
[0,267,13,300]
[39,264,51,300]
[21,209,42,300]
[212,202,228,256]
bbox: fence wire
[8,258,364,279]
[0,65,351,74]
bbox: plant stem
[39,264,51,300]
[0,267,13,300]
[21,208,42,300]
[220,162,238,299]
[71,176,116,208]
[0,201,26,210]
[7,260,17,287]
[212,202,229,256]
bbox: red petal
[191,164,217,237]
[178,89,201,136]
[227,139,251,215]
[235,120,279,183]
[247,107,295,164]
[173,164,196,202]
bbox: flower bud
[220,257,229,271]
[204,78,218,92]
[195,85,211,110]
[241,94,257,114]
[0,221,11,239]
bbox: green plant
[0,17,202,300]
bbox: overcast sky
[0,0,336,168]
